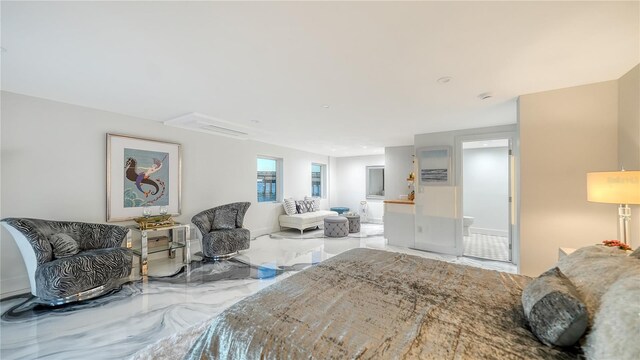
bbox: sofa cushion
[48,233,80,258]
[35,247,132,300]
[279,211,339,227]
[202,228,250,257]
[522,267,588,347]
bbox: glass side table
[126,223,191,276]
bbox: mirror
[366,166,385,199]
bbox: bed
[184,248,594,359]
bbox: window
[257,157,282,202]
[311,163,326,198]
[366,165,385,199]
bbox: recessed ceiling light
[331,148,336,152]
[322,104,330,109]
[437,76,452,84]
[362,146,368,149]
[478,92,493,100]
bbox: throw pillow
[302,199,315,212]
[295,200,307,214]
[283,198,297,216]
[48,233,80,258]
[583,269,640,360]
[521,267,588,347]
[212,209,237,230]
[304,196,320,211]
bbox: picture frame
[416,146,452,186]
[106,133,182,222]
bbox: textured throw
[186,248,580,359]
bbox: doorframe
[455,131,518,265]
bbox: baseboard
[0,276,30,299]
[470,227,508,237]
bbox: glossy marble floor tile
[0,224,516,359]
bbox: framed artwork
[107,134,182,222]
[417,146,452,186]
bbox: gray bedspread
[186,248,580,359]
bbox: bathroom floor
[463,232,510,262]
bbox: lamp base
[618,204,631,245]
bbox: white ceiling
[2,1,638,157]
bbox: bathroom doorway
[461,138,512,262]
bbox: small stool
[345,214,360,233]
[324,216,349,237]
[330,207,350,215]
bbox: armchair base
[39,278,128,306]
[203,251,240,261]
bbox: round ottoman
[329,207,350,215]
[345,214,361,233]
[324,216,349,238]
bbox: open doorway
[461,139,512,262]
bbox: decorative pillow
[584,269,640,360]
[283,198,297,216]
[48,233,80,258]
[304,196,320,212]
[212,209,238,230]
[295,200,307,214]
[522,267,588,347]
[302,199,315,212]
[557,245,634,322]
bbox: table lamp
[587,170,640,244]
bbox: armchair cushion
[35,247,133,300]
[49,233,80,258]
[212,208,238,230]
[202,228,250,258]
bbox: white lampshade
[587,171,640,205]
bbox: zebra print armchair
[191,202,251,259]
[1,218,132,305]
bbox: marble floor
[0,224,516,360]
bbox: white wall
[519,80,619,277]
[332,154,385,222]
[463,147,509,235]
[0,91,330,296]
[384,146,414,201]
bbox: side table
[127,223,191,276]
[558,247,576,260]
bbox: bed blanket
[186,248,580,359]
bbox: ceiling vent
[164,113,250,140]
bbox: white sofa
[279,210,338,234]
